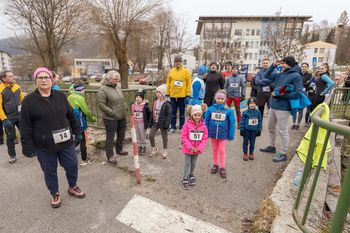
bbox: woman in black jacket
[204,62,225,107]
[20,67,85,208]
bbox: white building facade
[196,16,311,73]
[303,41,336,68]
[0,50,11,71]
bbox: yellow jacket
[0,82,25,121]
[296,103,332,170]
[166,65,191,98]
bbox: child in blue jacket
[205,90,235,178]
[239,97,262,161]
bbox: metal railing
[330,87,350,119]
[293,88,350,232]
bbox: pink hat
[215,91,226,101]
[33,67,53,80]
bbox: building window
[234,29,242,36]
[183,59,187,65]
[76,61,82,66]
[256,29,260,36]
[249,41,254,48]
[314,48,318,53]
[248,53,252,60]
[246,29,250,36]
[255,41,259,49]
[318,57,323,62]
[245,41,249,48]
[251,29,255,36]
[319,48,325,53]
[254,53,258,60]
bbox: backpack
[73,107,87,130]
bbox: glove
[3,119,13,130]
[240,96,245,102]
[240,130,245,136]
[75,134,83,143]
[256,131,261,137]
[22,148,36,158]
[185,96,191,105]
[146,128,150,139]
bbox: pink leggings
[211,138,227,168]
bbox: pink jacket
[181,119,208,155]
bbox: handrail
[293,88,350,233]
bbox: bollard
[130,115,141,184]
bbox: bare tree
[88,0,165,89]
[4,0,86,71]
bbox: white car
[62,76,72,82]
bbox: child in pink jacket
[180,104,208,190]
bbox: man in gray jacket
[224,64,246,125]
[97,71,128,164]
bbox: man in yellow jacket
[166,55,191,134]
[0,70,24,164]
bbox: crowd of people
[0,54,341,207]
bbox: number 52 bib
[211,112,226,121]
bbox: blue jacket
[205,103,235,140]
[255,68,271,92]
[190,76,205,105]
[240,108,262,132]
[224,74,246,98]
[256,65,303,112]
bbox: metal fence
[293,88,350,233]
[330,87,350,119]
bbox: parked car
[133,74,148,82]
[62,76,72,82]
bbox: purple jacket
[181,119,208,155]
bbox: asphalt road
[0,114,307,233]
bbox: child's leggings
[211,138,226,168]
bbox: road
[0,114,307,233]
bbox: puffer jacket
[239,108,262,131]
[97,84,127,120]
[224,74,246,98]
[181,119,208,155]
[149,99,172,129]
[0,82,24,121]
[256,65,303,112]
[166,65,192,98]
[205,103,235,140]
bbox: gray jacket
[224,74,246,98]
[97,84,127,120]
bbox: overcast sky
[0,0,349,39]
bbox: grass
[251,198,279,233]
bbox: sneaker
[211,164,219,174]
[162,150,167,159]
[272,153,287,162]
[291,125,296,130]
[242,153,248,161]
[182,177,190,190]
[219,168,227,178]
[295,125,300,130]
[51,193,61,208]
[117,150,128,156]
[140,146,146,154]
[168,128,175,135]
[249,153,255,160]
[150,147,158,157]
[189,175,196,186]
[68,186,86,198]
[259,146,276,153]
[108,155,117,164]
[8,156,17,164]
[80,159,95,166]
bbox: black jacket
[149,99,172,129]
[301,71,312,88]
[130,101,151,129]
[20,89,81,154]
[204,71,225,106]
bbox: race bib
[190,131,204,141]
[230,83,239,88]
[134,111,143,119]
[263,86,270,92]
[18,105,21,112]
[174,80,183,87]
[248,118,258,126]
[52,128,71,144]
[211,112,226,121]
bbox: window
[248,53,252,60]
[318,57,323,62]
[249,41,254,48]
[102,61,110,66]
[183,59,187,65]
[251,29,255,36]
[319,48,325,53]
[255,41,259,49]
[314,48,318,53]
[246,29,250,36]
[76,61,82,66]
[253,53,258,60]
[244,53,248,59]
[256,29,260,36]
[245,41,249,48]
[234,29,242,36]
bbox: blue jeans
[36,144,78,195]
[170,97,186,130]
[242,130,257,154]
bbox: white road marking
[116,194,232,233]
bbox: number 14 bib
[52,127,71,144]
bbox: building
[195,15,311,73]
[303,41,336,69]
[73,58,114,77]
[0,50,11,71]
[163,51,197,74]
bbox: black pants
[104,118,126,158]
[305,95,315,123]
[170,97,186,130]
[76,131,87,161]
[312,95,325,113]
[5,119,19,157]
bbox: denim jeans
[242,130,257,154]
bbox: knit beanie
[197,65,208,76]
[135,88,145,100]
[156,84,167,98]
[282,56,297,67]
[33,67,53,80]
[191,105,203,116]
[174,55,182,62]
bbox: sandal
[211,164,219,174]
[68,186,86,199]
[219,168,227,178]
[51,193,61,208]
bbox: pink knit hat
[33,67,53,80]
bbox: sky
[0,0,349,39]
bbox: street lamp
[332,22,344,77]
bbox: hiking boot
[219,168,227,178]
[242,153,248,161]
[189,175,196,186]
[68,186,86,199]
[182,177,190,190]
[211,164,219,174]
[108,155,117,164]
[117,150,128,156]
[8,156,17,164]
[150,147,158,157]
[291,125,296,130]
[168,128,175,135]
[272,153,287,163]
[295,125,300,130]
[259,146,276,153]
[249,153,255,160]
[51,193,61,208]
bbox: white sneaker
[80,159,95,166]
[168,129,175,135]
[162,150,167,159]
[150,147,158,157]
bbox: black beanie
[282,56,297,67]
[135,89,145,100]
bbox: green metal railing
[293,88,350,232]
[330,87,350,119]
